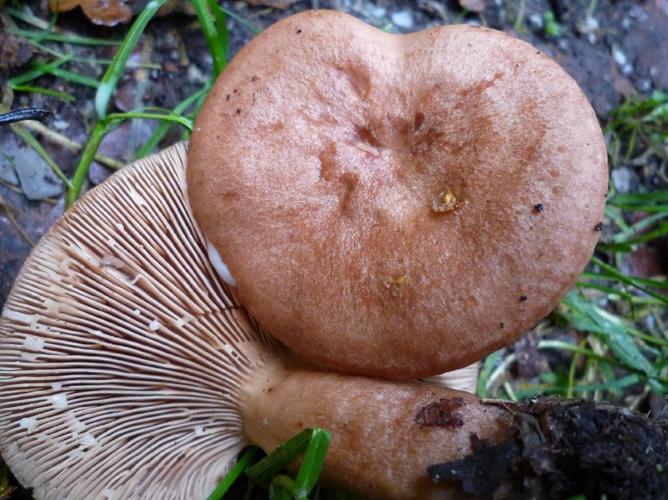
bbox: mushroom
[0,143,510,499]
[187,10,608,379]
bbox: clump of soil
[429,397,668,499]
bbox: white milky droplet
[49,393,68,410]
[19,417,38,433]
[23,335,45,351]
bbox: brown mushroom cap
[187,10,608,379]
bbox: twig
[0,195,34,246]
[21,120,125,170]
[9,123,70,186]
[486,353,517,394]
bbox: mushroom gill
[0,143,277,498]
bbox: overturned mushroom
[187,10,608,379]
[0,144,509,499]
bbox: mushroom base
[241,366,511,499]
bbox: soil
[429,397,668,499]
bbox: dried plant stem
[21,120,124,170]
[0,195,34,246]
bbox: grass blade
[66,120,112,208]
[106,112,193,131]
[611,191,668,205]
[592,257,668,306]
[32,62,99,88]
[538,339,623,369]
[612,212,668,243]
[192,0,227,76]
[207,0,229,61]
[95,0,167,119]
[293,429,331,500]
[562,293,659,376]
[207,447,259,500]
[10,27,121,46]
[134,86,209,158]
[476,349,503,397]
[5,5,56,30]
[246,429,312,484]
[269,480,293,500]
[11,85,75,102]
[10,124,70,187]
[576,281,635,302]
[222,6,260,34]
[9,57,71,87]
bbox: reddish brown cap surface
[187,11,608,379]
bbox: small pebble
[88,162,113,186]
[611,166,639,194]
[12,147,63,200]
[583,16,599,31]
[371,6,386,18]
[391,11,414,29]
[612,45,628,66]
[53,119,69,130]
[636,79,652,92]
[528,13,543,29]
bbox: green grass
[11,84,75,101]
[6,0,229,207]
[9,27,122,46]
[32,60,100,88]
[607,90,668,164]
[513,0,526,35]
[63,0,227,207]
[94,0,168,119]
[543,11,561,37]
[134,85,210,159]
[191,0,228,76]
[207,429,332,500]
[480,91,668,404]
[207,447,259,500]
[8,56,71,87]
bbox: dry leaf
[46,0,81,12]
[48,0,193,24]
[48,0,133,26]
[0,30,34,71]
[244,0,299,9]
[458,0,486,13]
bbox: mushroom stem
[242,365,511,499]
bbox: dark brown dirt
[429,397,668,499]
